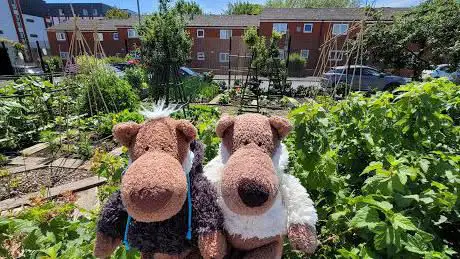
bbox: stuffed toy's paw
[287,224,318,255]
[198,231,227,259]
[94,232,121,258]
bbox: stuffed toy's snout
[121,150,188,222]
[221,145,279,215]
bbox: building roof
[260,7,410,21]
[187,15,260,27]
[46,3,113,17]
[47,17,140,31]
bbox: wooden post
[228,36,232,90]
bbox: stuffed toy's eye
[257,142,263,147]
[144,146,150,151]
[243,140,250,145]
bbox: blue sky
[45,0,423,14]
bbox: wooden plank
[8,156,51,166]
[50,158,85,169]
[0,176,107,211]
[20,143,50,156]
[109,147,123,156]
[7,164,47,174]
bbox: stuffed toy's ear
[216,115,235,138]
[269,116,292,139]
[176,119,197,142]
[113,122,141,147]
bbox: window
[362,68,381,76]
[303,23,313,33]
[278,49,285,60]
[96,32,103,41]
[93,9,98,16]
[273,23,288,34]
[300,49,309,59]
[332,24,349,35]
[82,9,88,16]
[220,29,232,39]
[56,32,66,41]
[128,29,138,38]
[29,34,38,38]
[197,52,205,61]
[18,31,25,39]
[26,18,34,23]
[329,50,345,61]
[113,32,119,40]
[219,53,229,63]
[58,9,64,16]
[0,30,4,35]
[197,29,204,38]
[60,51,69,59]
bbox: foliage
[75,56,140,114]
[243,27,268,76]
[225,1,263,15]
[202,71,214,83]
[43,56,62,73]
[174,0,203,17]
[104,56,128,64]
[105,8,130,19]
[138,0,192,101]
[0,201,97,258]
[265,0,359,8]
[218,93,230,104]
[182,77,220,102]
[362,0,460,78]
[287,79,460,258]
[287,53,306,76]
[123,66,149,97]
[0,77,78,150]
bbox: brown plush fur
[113,117,196,222]
[198,231,227,258]
[221,146,279,215]
[216,114,315,258]
[93,232,121,258]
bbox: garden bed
[0,167,92,201]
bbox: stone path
[50,158,85,169]
[9,156,51,166]
[20,143,49,156]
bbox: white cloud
[374,0,424,7]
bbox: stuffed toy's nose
[121,151,187,222]
[237,179,270,207]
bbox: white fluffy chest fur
[203,144,290,239]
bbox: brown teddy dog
[204,113,318,259]
[94,103,226,259]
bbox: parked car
[422,64,460,83]
[13,65,44,75]
[179,67,203,79]
[323,65,411,91]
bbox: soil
[0,167,93,201]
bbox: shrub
[288,53,306,76]
[43,56,62,72]
[182,77,220,102]
[287,79,460,258]
[124,66,148,97]
[75,56,139,114]
[104,56,127,64]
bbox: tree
[225,1,263,15]
[174,0,203,17]
[265,0,359,8]
[105,8,130,19]
[362,0,460,78]
[137,0,192,101]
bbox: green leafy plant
[287,79,460,258]
[287,53,306,77]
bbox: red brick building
[46,8,408,75]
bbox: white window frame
[273,23,288,34]
[220,29,232,40]
[197,29,204,38]
[128,29,138,38]
[113,32,119,40]
[96,32,103,41]
[60,51,69,59]
[219,52,229,63]
[56,32,66,41]
[278,49,285,60]
[300,49,309,59]
[197,52,205,61]
[303,23,313,33]
[329,50,345,61]
[332,24,349,35]
[82,9,88,16]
